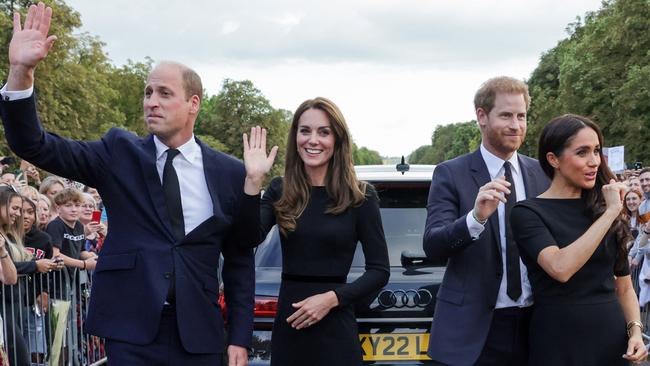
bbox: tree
[352,144,382,165]
[408,145,436,164]
[0,0,125,153]
[197,79,291,179]
[108,58,153,135]
[525,0,650,163]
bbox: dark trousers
[105,305,222,366]
[475,306,531,366]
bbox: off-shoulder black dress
[261,177,390,366]
[511,198,629,366]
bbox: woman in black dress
[247,97,390,366]
[511,115,647,365]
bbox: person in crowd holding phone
[628,176,642,192]
[510,115,646,365]
[0,4,277,365]
[79,192,106,253]
[0,156,16,177]
[255,97,389,366]
[0,188,30,366]
[23,196,58,264]
[423,77,549,366]
[1,172,17,186]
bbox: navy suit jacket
[422,149,549,366]
[0,95,260,354]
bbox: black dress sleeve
[260,176,283,235]
[333,186,390,307]
[511,202,558,263]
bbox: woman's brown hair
[274,97,367,236]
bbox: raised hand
[603,179,627,215]
[472,177,511,223]
[7,2,57,89]
[243,126,278,195]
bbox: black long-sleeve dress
[261,177,390,366]
[511,198,629,366]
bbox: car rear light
[254,296,278,317]
[218,292,228,323]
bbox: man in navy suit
[423,76,549,366]
[0,3,277,365]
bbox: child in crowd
[46,188,97,271]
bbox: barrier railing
[0,268,106,366]
[629,258,650,352]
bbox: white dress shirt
[153,135,213,235]
[465,144,533,309]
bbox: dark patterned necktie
[504,161,522,301]
[163,149,184,242]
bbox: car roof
[354,164,435,182]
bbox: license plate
[359,333,431,361]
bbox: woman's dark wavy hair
[538,114,631,271]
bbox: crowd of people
[0,161,107,366]
[0,3,647,366]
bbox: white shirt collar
[153,135,200,164]
[480,143,520,179]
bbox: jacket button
[496,272,502,278]
[164,272,172,279]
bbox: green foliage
[0,0,380,175]
[409,121,480,164]
[352,143,382,165]
[108,58,153,135]
[525,0,650,163]
[196,79,291,178]
[408,145,436,164]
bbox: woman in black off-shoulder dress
[254,97,390,366]
[510,115,647,365]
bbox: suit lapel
[138,136,175,241]
[469,149,502,256]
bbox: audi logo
[377,289,433,308]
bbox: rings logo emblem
[377,289,433,308]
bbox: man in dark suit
[423,76,549,366]
[0,3,277,365]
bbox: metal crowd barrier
[0,268,107,366]
[629,259,650,349]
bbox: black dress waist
[281,273,346,284]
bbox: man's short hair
[53,187,84,206]
[156,61,202,102]
[639,168,650,177]
[181,66,202,102]
[474,76,531,113]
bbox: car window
[352,182,430,267]
[255,226,282,267]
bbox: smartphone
[0,157,16,165]
[91,210,102,224]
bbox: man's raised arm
[7,2,57,91]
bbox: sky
[65,0,605,158]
